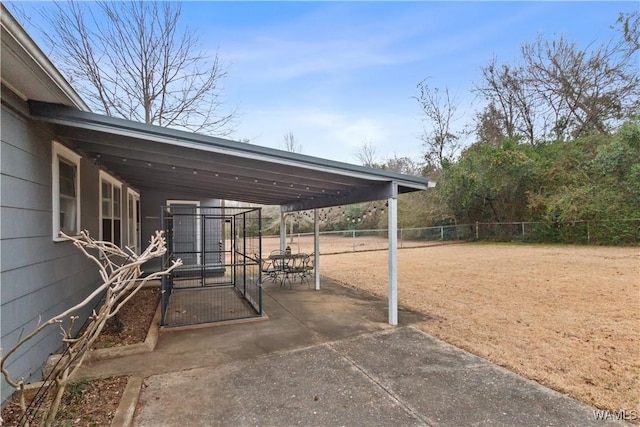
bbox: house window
[52,141,81,241]
[100,171,122,247]
[127,189,141,254]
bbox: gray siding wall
[0,89,131,404]
[140,190,220,272]
[0,86,220,403]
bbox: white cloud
[231,105,423,165]
[224,34,418,83]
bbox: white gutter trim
[38,115,431,188]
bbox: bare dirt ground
[91,287,160,349]
[320,242,640,416]
[1,288,159,426]
[262,232,430,255]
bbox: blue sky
[10,1,636,164]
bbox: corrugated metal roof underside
[29,101,430,210]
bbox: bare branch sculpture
[0,230,181,426]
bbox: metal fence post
[352,229,356,252]
[475,222,479,240]
[440,226,444,241]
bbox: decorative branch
[0,230,181,425]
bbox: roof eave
[1,4,89,111]
[28,100,432,191]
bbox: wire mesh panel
[161,206,262,327]
[234,208,262,313]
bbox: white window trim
[99,170,123,246]
[127,188,141,254]
[52,141,81,242]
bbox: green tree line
[427,121,640,243]
[265,118,640,244]
[377,12,640,245]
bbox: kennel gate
[160,206,262,327]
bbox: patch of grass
[64,380,89,404]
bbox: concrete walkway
[77,279,626,426]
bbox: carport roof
[29,101,431,211]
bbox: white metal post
[279,211,287,252]
[388,183,399,326]
[314,208,320,290]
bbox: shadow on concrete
[76,279,625,427]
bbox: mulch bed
[91,287,161,349]
[1,287,160,426]
[1,377,129,427]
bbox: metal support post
[314,208,320,290]
[279,211,287,252]
[388,183,399,326]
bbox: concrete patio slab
[133,343,423,427]
[131,327,627,426]
[74,279,425,381]
[72,279,627,426]
[331,327,623,427]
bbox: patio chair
[281,253,307,289]
[259,255,278,283]
[268,249,288,285]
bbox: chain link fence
[263,219,639,255]
[474,219,640,245]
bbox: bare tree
[282,131,302,153]
[475,60,518,141]
[615,11,639,59]
[474,103,508,146]
[383,155,423,176]
[38,1,236,136]
[522,34,639,139]
[474,27,639,143]
[355,139,380,167]
[414,78,461,168]
[474,59,540,144]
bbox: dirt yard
[319,243,639,416]
[262,232,432,255]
